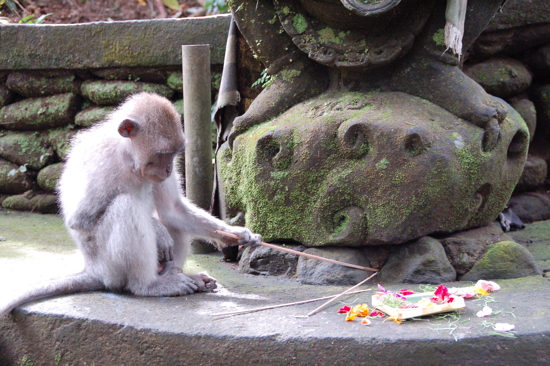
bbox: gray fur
[0,92,261,318]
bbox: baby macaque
[0,92,261,317]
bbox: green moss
[375,158,389,170]
[280,69,301,83]
[317,27,343,45]
[292,14,307,34]
[433,29,446,47]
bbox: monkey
[0,92,262,318]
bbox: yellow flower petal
[351,304,370,317]
[385,316,402,324]
[474,287,489,296]
[345,311,357,321]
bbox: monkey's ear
[118,119,140,138]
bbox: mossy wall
[0,16,230,212]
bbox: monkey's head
[116,92,185,183]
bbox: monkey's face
[142,152,178,183]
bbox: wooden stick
[214,230,379,272]
[211,289,371,317]
[306,272,378,317]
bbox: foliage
[0,0,50,23]
[205,0,229,15]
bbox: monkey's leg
[390,0,507,151]
[167,230,217,292]
[97,195,198,296]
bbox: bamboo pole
[306,272,378,317]
[212,289,371,317]
[215,230,380,272]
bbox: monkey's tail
[0,272,104,318]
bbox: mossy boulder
[167,71,183,92]
[239,244,303,276]
[461,241,541,280]
[0,131,56,170]
[510,98,536,142]
[90,67,168,84]
[47,129,77,161]
[2,191,58,214]
[5,71,81,98]
[0,84,13,108]
[0,93,80,131]
[514,156,547,193]
[218,91,529,247]
[75,106,115,127]
[81,80,174,105]
[37,163,64,193]
[464,58,532,98]
[441,223,513,276]
[0,158,37,194]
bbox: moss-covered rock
[461,241,541,280]
[81,80,174,105]
[0,93,80,131]
[510,98,536,142]
[37,163,64,193]
[218,91,529,246]
[47,128,77,161]
[514,156,547,194]
[167,71,183,92]
[441,223,513,276]
[532,84,550,141]
[75,106,115,127]
[5,71,81,98]
[464,58,532,98]
[508,192,550,223]
[0,158,37,194]
[0,131,56,170]
[0,84,13,108]
[90,67,168,83]
[2,191,58,214]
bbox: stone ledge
[0,15,231,70]
[1,258,549,365]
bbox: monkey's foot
[228,59,328,147]
[390,57,508,151]
[187,272,217,292]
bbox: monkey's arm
[154,176,261,249]
[65,185,119,232]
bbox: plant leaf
[162,0,181,11]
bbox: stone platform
[0,212,549,365]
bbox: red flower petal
[338,306,351,313]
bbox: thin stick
[215,230,379,272]
[306,272,378,317]
[211,289,371,317]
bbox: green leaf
[161,0,180,11]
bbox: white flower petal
[494,323,515,332]
[476,306,493,318]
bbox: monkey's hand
[157,238,174,264]
[222,226,262,247]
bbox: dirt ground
[0,0,210,24]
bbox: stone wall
[467,0,550,223]
[0,15,231,213]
